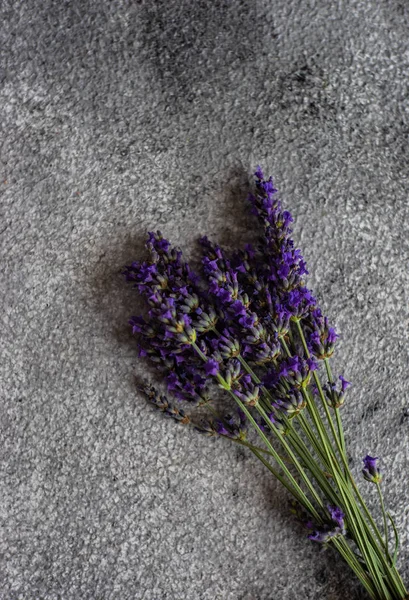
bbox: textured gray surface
[1,1,409,598]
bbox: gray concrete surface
[1,1,409,598]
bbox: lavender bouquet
[123,168,407,600]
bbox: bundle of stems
[124,168,407,599]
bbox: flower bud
[362,455,382,484]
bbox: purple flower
[204,359,220,376]
[129,316,146,334]
[285,287,316,319]
[218,288,232,303]
[362,455,382,484]
[273,388,306,418]
[230,300,247,317]
[309,324,338,359]
[245,339,280,366]
[339,375,351,394]
[167,371,178,391]
[324,375,351,409]
[218,335,240,359]
[327,327,337,345]
[271,305,291,338]
[235,383,260,407]
[279,355,317,388]
[239,313,257,328]
[216,421,230,436]
[254,165,264,180]
[237,408,247,429]
[267,412,288,434]
[307,509,346,544]
[308,529,336,544]
[328,505,345,532]
[277,262,290,280]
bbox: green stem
[205,403,379,596]
[297,412,332,473]
[312,365,404,592]
[295,321,345,465]
[254,381,380,596]
[332,537,377,600]
[296,324,407,596]
[249,447,306,507]
[282,337,339,466]
[235,358,369,584]
[284,328,395,597]
[352,480,407,595]
[221,433,289,463]
[238,352,336,482]
[287,430,341,508]
[256,402,327,512]
[193,340,323,522]
[327,454,392,599]
[230,390,322,522]
[377,483,391,565]
[281,336,292,357]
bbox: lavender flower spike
[123,169,408,600]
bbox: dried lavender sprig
[361,456,392,566]
[139,384,191,424]
[124,172,408,599]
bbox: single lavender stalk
[123,170,408,600]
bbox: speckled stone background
[1,1,409,599]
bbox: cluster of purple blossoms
[123,229,264,431]
[124,169,393,567]
[124,167,353,468]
